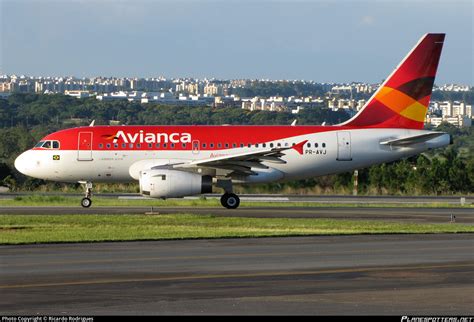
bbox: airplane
[15,33,450,209]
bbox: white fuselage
[15,128,450,185]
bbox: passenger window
[106,144,111,149]
[263,143,266,148]
[270,143,274,148]
[256,143,259,148]
[322,143,326,148]
[225,143,229,148]
[218,143,222,148]
[155,143,160,148]
[202,143,207,148]
[122,143,127,148]
[129,144,134,148]
[170,143,175,148]
[248,143,251,148]
[307,143,311,148]
[99,143,104,149]
[315,143,319,148]
[137,144,141,149]
[114,143,118,149]
[210,143,214,148]
[163,143,167,148]
[148,143,153,148]
[277,143,281,147]
[182,143,186,148]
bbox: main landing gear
[80,181,93,208]
[220,193,240,209]
[217,179,240,209]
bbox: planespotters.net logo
[106,130,192,144]
[401,317,473,322]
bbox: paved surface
[1,234,473,315]
[1,192,473,205]
[1,206,473,224]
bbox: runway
[1,206,473,224]
[1,234,473,315]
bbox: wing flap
[176,140,307,176]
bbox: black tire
[81,197,92,208]
[220,193,240,209]
[220,194,227,208]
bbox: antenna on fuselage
[291,119,297,126]
[89,120,95,127]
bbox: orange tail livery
[340,33,445,129]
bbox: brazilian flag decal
[53,155,60,161]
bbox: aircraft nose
[14,151,33,176]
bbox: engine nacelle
[139,169,212,198]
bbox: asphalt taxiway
[1,234,473,315]
[1,197,473,314]
[1,206,473,224]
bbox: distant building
[65,90,91,99]
[204,83,223,96]
[426,115,472,128]
[0,82,12,92]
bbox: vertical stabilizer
[339,33,445,129]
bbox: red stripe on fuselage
[36,125,349,151]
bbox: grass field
[0,214,472,245]
[0,195,472,208]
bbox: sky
[0,0,473,84]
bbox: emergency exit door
[77,132,93,161]
[337,131,352,161]
[192,140,200,155]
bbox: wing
[176,140,308,176]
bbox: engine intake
[139,169,212,198]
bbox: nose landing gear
[80,181,93,208]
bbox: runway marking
[1,262,473,290]
[2,246,473,268]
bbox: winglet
[292,140,308,155]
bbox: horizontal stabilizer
[380,132,446,146]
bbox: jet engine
[139,169,212,198]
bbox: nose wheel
[80,181,93,208]
[220,193,240,209]
[81,197,92,208]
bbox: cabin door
[337,131,352,161]
[77,132,93,161]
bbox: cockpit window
[35,140,60,149]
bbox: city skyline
[1,0,473,84]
